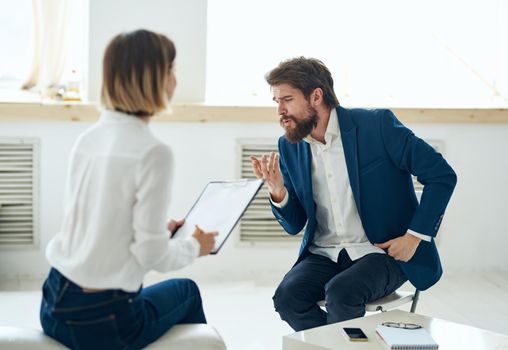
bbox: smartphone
[342,327,368,342]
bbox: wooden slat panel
[0,140,35,246]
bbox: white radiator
[0,138,40,247]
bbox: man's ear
[310,88,324,106]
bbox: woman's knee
[176,278,201,296]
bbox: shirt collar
[304,108,340,145]
[99,108,148,127]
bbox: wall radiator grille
[0,138,39,246]
[239,141,300,242]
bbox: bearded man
[250,57,457,331]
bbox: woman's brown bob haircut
[266,57,339,108]
[101,29,176,117]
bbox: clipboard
[173,178,264,254]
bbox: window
[0,0,88,102]
[0,0,34,101]
[206,0,508,107]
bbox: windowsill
[0,89,41,104]
[0,80,87,105]
[1,101,508,123]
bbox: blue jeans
[40,268,206,349]
[273,250,407,331]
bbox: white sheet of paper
[174,179,264,253]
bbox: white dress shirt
[273,109,429,262]
[46,109,199,292]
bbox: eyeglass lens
[382,322,422,329]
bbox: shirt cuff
[269,187,289,208]
[189,236,201,258]
[408,229,432,242]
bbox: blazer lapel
[337,107,362,214]
[298,141,315,215]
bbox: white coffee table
[283,310,508,350]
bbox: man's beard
[280,106,319,144]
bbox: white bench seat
[0,324,226,350]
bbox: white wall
[0,119,507,284]
[87,0,207,103]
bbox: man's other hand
[375,232,421,262]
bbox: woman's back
[41,29,216,350]
[47,109,174,291]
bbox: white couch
[0,324,226,349]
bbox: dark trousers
[273,250,407,331]
[40,268,206,350]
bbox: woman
[40,29,217,349]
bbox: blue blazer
[271,106,457,291]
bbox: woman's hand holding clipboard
[167,219,218,256]
[193,225,218,256]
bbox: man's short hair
[266,57,339,108]
[101,29,176,117]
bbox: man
[250,57,457,331]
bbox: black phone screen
[342,327,368,341]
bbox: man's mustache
[280,115,296,124]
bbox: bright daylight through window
[0,0,88,102]
[206,0,508,108]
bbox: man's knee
[324,279,367,322]
[272,277,306,313]
[273,280,291,312]
[324,279,364,308]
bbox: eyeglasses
[381,322,422,330]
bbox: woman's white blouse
[46,109,199,292]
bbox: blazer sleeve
[380,110,457,237]
[270,138,307,235]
